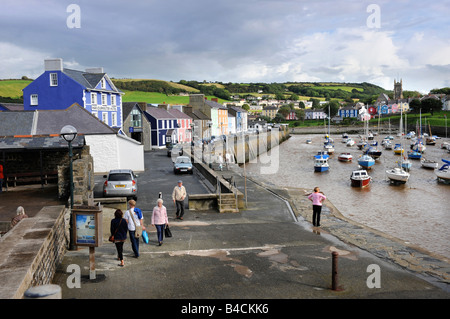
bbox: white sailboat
[386,107,410,184]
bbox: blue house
[338,106,358,118]
[144,106,178,148]
[22,58,123,129]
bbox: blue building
[338,106,358,118]
[144,106,178,148]
[22,58,123,129]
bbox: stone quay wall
[0,205,68,299]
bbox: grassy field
[0,79,31,98]
[121,90,230,105]
[372,111,450,127]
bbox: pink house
[168,108,193,143]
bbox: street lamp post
[60,125,78,250]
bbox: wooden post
[89,246,96,280]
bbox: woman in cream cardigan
[151,198,169,246]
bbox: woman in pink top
[152,198,169,246]
[308,187,326,227]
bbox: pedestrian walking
[308,187,326,227]
[172,180,186,220]
[124,199,145,258]
[151,198,169,246]
[110,209,128,267]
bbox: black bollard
[331,251,341,291]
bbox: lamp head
[60,125,78,142]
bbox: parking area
[93,149,212,214]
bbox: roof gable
[34,103,116,135]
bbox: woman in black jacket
[110,209,129,267]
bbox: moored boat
[338,153,353,162]
[421,158,438,169]
[350,170,371,188]
[407,150,422,160]
[314,156,329,172]
[346,138,355,147]
[386,167,410,184]
[393,144,404,155]
[435,159,450,183]
[358,154,375,169]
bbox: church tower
[394,79,403,100]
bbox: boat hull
[350,178,371,188]
[386,168,410,184]
[338,153,352,162]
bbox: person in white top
[124,199,145,258]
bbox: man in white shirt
[172,180,186,220]
[124,199,144,258]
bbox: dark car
[173,156,193,174]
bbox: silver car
[103,169,138,200]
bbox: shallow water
[245,133,450,258]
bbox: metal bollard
[331,251,342,291]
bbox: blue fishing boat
[358,154,375,169]
[408,150,422,160]
[314,156,329,172]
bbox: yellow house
[262,106,278,120]
[218,107,228,135]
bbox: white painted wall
[84,134,145,174]
[116,133,145,172]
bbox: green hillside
[0,78,397,105]
[0,79,32,102]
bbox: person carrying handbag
[124,200,145,258]
[151,198,169,246]
[110,209,128,266]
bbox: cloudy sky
[1,0,449,93]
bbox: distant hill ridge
[0,78,405,105]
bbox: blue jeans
[129,230,139,257]
[155,224,165,243]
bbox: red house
[168,108,193,143]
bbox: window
[101,78,106,89]
[91,93,97,105]
[102,112,108,124]
[50,73,58,86]
[30,94,38,106]
[111,112,117,127]
[101,94,107,106]
[111,94,116,106]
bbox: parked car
[103,169,138,200]
[167,142,183,157]
[173,156,193,174]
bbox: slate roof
[144,107,177,119]
[0,111,36,136]
[205,99,227,109]
[0,103,116,137]
[62,68,121,93]
[184,108,210,120]
[167,108,192,120]
[0,135,85,151]
[0,103,24,111]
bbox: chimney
[85,67,104,73]
[45,58,63,71]
[211,98,218,103]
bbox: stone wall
[0,205,68,299]
[58,145,95,205]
